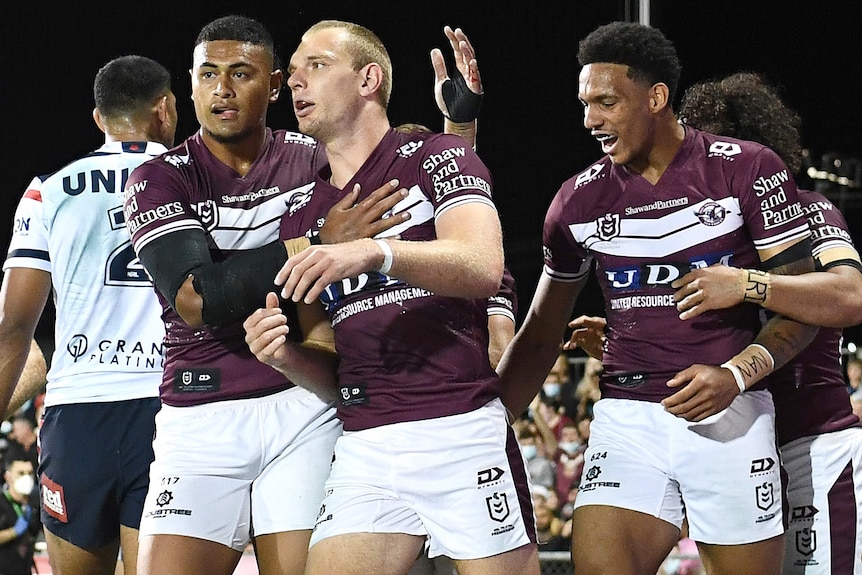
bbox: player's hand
[431,26,482,122]
[672,265,746,320]
[244,293,292,370]
[662,364,740,421]
[13,515,29,537]
[563,315,606,359]
[319,180,410,244]
[277,239,380,304]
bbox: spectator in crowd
[846,355,862,396]
[0,446,41,575]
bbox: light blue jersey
[4,141,166,405]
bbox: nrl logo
[191,200,218,231]
[596,213,620,241]
[397,141,424,158]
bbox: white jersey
[3,141,166,406]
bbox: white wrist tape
[720,362,747,394]
[374,239,393,274]
[747,343,775,371]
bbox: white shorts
[575,393,784,545]
[309,398,534,560]
[139,386,340,551]
[780,426,862,574]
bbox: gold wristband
[742,269,770,304]
[284,237,312,258]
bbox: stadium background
[2,0,861,363]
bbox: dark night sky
[3,0,862,344]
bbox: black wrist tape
[442,68,482,123]
[191,241,288,326]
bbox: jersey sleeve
[801,190,861,270]
[123,154,204,255]
[736,146,810,254]
[3,177,51,273]
[542,182,593,282]
[487,266,517,322]
[418,134,495,219]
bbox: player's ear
[269,70,283,103]
[92,108,107,134]
[358,63,383,97]
[649,83,670,113]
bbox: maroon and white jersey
[488,266,518,324]
[280,129,500,431]
[123,129,325,406]
[769,189,861,445]
[544,127,810,402]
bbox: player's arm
[497,273,589,416]
[0,268,51,416]
[672,245,862,328]
[142,181,410,329]
[243,292,338,402]
[487,314,515,370]
[5,339,48,418]
[432,25,482,149]
[663,237,818,421]
[278,201,504,304]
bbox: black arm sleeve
[138,229,288,326]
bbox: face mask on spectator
[558,441,581,455]
[542,383,561,398]
[13,474,35,496]
[521,445,537,460]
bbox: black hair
[679,72,804,174]
[93,55,171,120]
[195,15,278,70]
[577,21,682,105]
[2,443,30,472]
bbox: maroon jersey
[768,189,862,445]
[544,127,810,402]
[488,266,518,324]
[280,129,500,431]
[123,129,325,406]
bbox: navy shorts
[38,397,160,550]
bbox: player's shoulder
[689,127,776,166]
[560,156,614,198]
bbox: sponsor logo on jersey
[41,474,68,523]
[485,492,510,522]
[752,169,790,197]
[750,457,776,474]
[397,140,424,158]
[574,163,605,188]
[790,505,818,521]
[163,151,190,168]
[66,334,88,363]
[126,201,184,235]
[604,252,733,291]
[625,197,689,216]
[283,131,317,147]
[66,334,164,368]
[221,186,281,205]
[173,368,220,393]
[339,383,368,407]
[707,141,742,159]
[63,167,131,196]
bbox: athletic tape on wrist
[742,269,770,304]
[375,239,393,274]
[441,68,483,123]
[747,343,775,371]
[720,362,747,394]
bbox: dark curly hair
[679,72,803,174]
[577,21,682,105]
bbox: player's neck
[200,128,268,177]
[627,118,685,185]
[323,117,390,189]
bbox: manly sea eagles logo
[596,213,620,241]
[287,187,314,216]
[191,200,218,231]
[695,201,726,226]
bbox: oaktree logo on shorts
[585,465,602,481]
[485,492,510,522]
[67,334,88,362]
[156,490,174,507]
